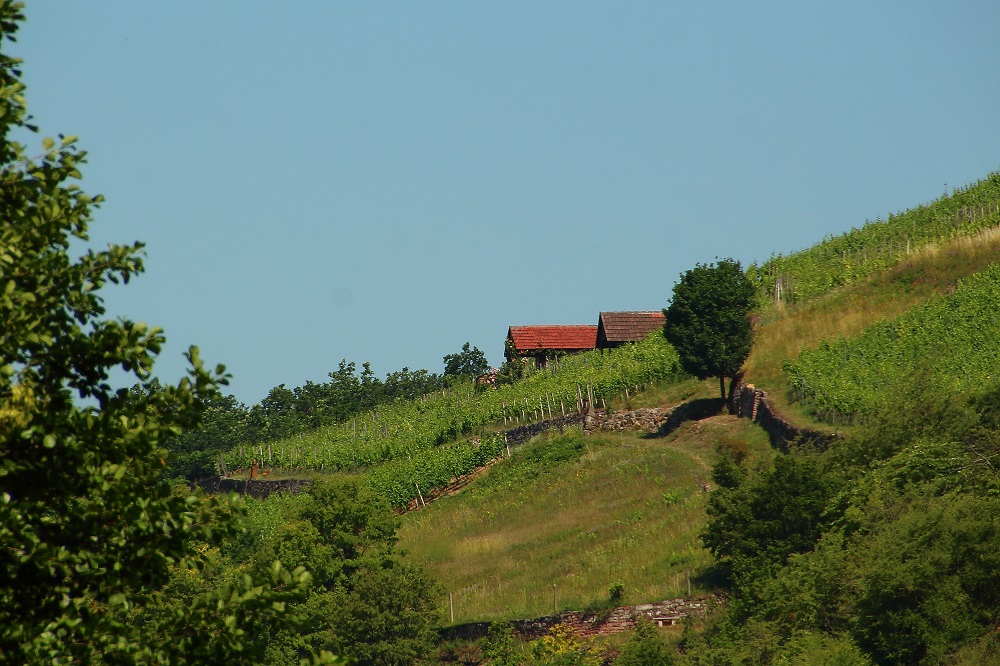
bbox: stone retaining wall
[439,596,719,642]
[582,398,724,437]
[733,383,839,452]
[193,476,313,499]
[505,413,585,444]
[584,407,667,432]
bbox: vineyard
[783,261,1000,424]
[222,334,681,479]
[752,170,1000,305]
[362,431,508,508]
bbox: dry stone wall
[584,407,667,432]
[193,476,313,499]
[439,596,720,642]
[505,413,584,444]
[732,383,839,452]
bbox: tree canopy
[443,341,489,377]
[664,258,755,405]
[0,4,334,662]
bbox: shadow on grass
[692,561,732,592]
[643,398,725,439]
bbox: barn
[596,311,666,349]
[504,325,599,368]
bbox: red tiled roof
[597,311,666,344]
[507,325,598,353]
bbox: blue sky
[13,2,1000,404]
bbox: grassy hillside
[218,167,1000,664]
[785,260,1000,423]
[397,396,772,624]
[389,167,1000,665]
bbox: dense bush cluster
[686,381,1000,664]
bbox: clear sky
[12,2,1000,405]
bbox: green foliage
[531,623,601,666]
[226,478,442,665]
[444,342,489,377]
[702,452,841,591]
[363,431,508,508]
[690,384,1000,665]
[851,493,1000,665]
[0,4,332,662]
[165,360,447,479]
[784,262,1000,423]
[223,334,680,489]
[665,258,755,402]
[327,561,442,666]
[752,171,1000,305]
[163,391,250,480]
[615,618,675,666]
[481,622,520,666]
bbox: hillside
[386,169,1000,664]
[397,383,771,624]
[195,167,1000,664]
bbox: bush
[615,618,675,666]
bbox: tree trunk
[719,375,727,404]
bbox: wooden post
[686,570,691,597]
[414,482,425,508]
[553,583,557,614]
[449,591,454,624]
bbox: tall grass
[397,416,772,623]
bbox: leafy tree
[443,342,489,377]
[163,392,250,480]
[664,258,755,405]
[239,478,442,665]
[702,454,840,591]
[0,5,333,662]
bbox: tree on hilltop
[664,258,755,407]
